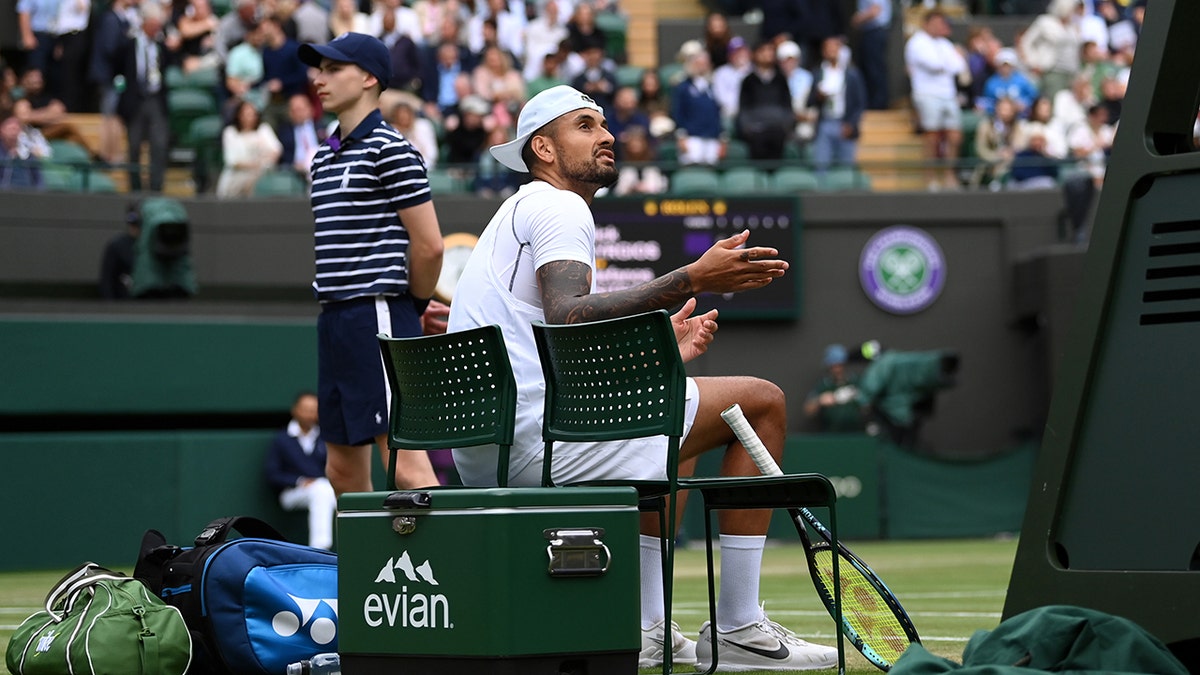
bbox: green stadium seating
[616,64,644,90]
[47,139,91,165]
[253,169,307,197]
[669,166,721,195]
[818,167,870,191]
[168,89,218,145]
[721,166,769,193]
[769,166,820,192]
[426,168,466,194]
[594,12,627,63]
[723,138,752,167]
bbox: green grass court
[0,537,1017,675]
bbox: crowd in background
[0,0,1194,197]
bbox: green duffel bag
[5,563,192,675]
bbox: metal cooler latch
[544,528,611,577]
[383,491,432,535]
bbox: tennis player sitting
[446,85,839,672]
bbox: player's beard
[560,147,619,188]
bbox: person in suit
[118,1,175,192]
[263,391,336,550]
[276,92,326,179]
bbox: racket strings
[811,549,911,666]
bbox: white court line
[901,590,1007,599]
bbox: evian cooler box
[337,487,640,674]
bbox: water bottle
[285,653,340,675]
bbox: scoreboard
[591,196,802,320]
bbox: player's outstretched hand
[687,229,788,295]
[673,297,718,363]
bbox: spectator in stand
[380,11,423,94]
[905,9,967,191]
[637,67,671,121]
[12,68,95,153]
[16,0,62,92]
[389,93,438,169]
[1067,102,1113,187]
[978,48,1038,117]
[526,51,566,99]
[443,93,493,169]
[413,0,454,46]
[1008,127,1059,190]
[217,97,283,197]
[1019,0,1082,98]
[809,35,865,175]
[607,85,649,161]
[472,44,526,129]
[291,0,330,46]
[570,44,617,113]
[474,123,517,197]
[565,2,606,55]
[468,0,525,68]
[261,16,309,124]
[53,0,92,112]
[119,0,174,192]
[1097,69,1125,125]
[964,25,1001,111]
[703,11,734,69]
[1078,40,1117,103]
[175,0,223,75]
[225,19,268,113]
[523,0,568,82]
[670,48,723,166]
[1051,74,1094,138]
[777,40,815,149]
[89,0,138,165]
[276,91,324,179]
[215,0,260,66]
[736,39,795,162]
[712,36,750,128]
[1017,95,1068,160]
[369,0,420,46]
[971,95,1019,188]
[421,39,470,122]
[329,0,369,38]
[0,113,43,190]
[794,0,846,71]
[613,125,667,196]
[851,0,891,110]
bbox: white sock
[640,534,665,630]
[717,534,767,631]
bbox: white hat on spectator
[995,48,1019,67]
[677,39,704,62]
[776,41,801,61]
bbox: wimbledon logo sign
[859,226,946,315]
[363,551,451,630]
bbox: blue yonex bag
[134,516,338,675]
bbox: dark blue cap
[299,32,391,90]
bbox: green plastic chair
[770,166,820,192]
[532,310,845,675]
[253,169,307,197]
[616,64,644,89]
[377,325,517,489]
[168,89,218,143]
[594,12,627,62]
[669,166,721,196]
[819,166,868,191]
[426,168,464,194]
[721,166,768,193]
[48,139,91,165]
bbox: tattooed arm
[538,229,789,324]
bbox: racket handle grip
[721,404,784,477]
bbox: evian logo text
[363,551,452,629]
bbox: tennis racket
[721,403,921,671]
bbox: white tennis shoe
[639,619,698,668]
[695,613,839,672]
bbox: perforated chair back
[377,325,517,488]
[532,310,685,487]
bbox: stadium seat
[668,166,720,195]
[721,166,768,193]
[377,325,517,488]
[819,166,869,191]
[532,310,845,675]
[168,89,218,145]
[723,138,752,168]
[770,166,820,192]
[253,169,307,197]
[187,114,225,193]
[426,168,465,194]
[658,63,685,88]
[594,12,627,63]
[47,139,91,165]
[616,64,644,89]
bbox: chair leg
[829,504,845,675]
[659,499,673,674]
[700,505,719,675]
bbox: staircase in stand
[857,108,927,192]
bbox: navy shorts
[317,295,422,446]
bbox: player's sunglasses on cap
[299,32,392,90]
[489,85,604,173]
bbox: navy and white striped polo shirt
[309,108,431,303]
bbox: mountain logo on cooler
[364,552,451,629]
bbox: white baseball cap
[489,85,604,173]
